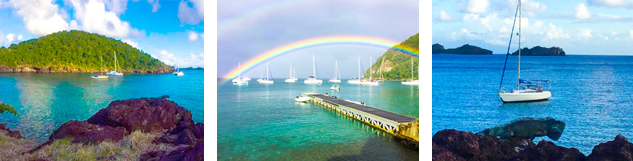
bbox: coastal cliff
[432,44,493,55]
[0,96,203,161]
[365,33,418,80]
[511,46,566,56]
[433,129,631,160]
[0,30,173,73]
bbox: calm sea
[433,54,633,154]
[0,69,204,142]
[217,80,419,160]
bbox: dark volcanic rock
[157,123,204,146]
[432,129,535,160]
[432,44,493,55]
[586,134,633,161]
[0,123,22,139]
[511,46,565,56]
[509,140,585,161]
[87,97,193,133]
[49,120,127,144]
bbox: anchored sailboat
[285,65,298,82]
[232,62,248,86]
[173,65,184,76]
[402,57,419,85]
[348,57,362,84]
[106,51,123,76]
[361,56,379,86]
[304,55,322,84]
[91,56,109,79]
[498,0,551,103]
[259,62,274,84]
[329,60,341,83]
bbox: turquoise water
[0,70,203,142]
[217,80,419,160]
[433,54,633,154]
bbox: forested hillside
[0,30,172,73]
[365,33,418,80]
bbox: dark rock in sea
[432,129,535,160]
[87,97,193,133]
[49,120,127,144]
[157,123,204,146]
[511,46,565,56]
[140,139,203,161]
[509,140,585,161]
[0,123,22,139]
[586,134,633,160]
[432,44,493,55]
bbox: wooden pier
[302,93,419,148]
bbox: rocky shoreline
[433,129,632,160]
[0,96,203,160]
[0,65,174,74]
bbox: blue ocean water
[0,69,203,142]
[217,80,419,160]
[433,54,633,154]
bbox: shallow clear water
[0,70,203,142]
[433,54,633,154]
[217,80,419,160]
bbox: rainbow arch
[221,36,418,83]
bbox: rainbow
[221,36,418,84]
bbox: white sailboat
[91,56,109,79]
[402,57,419,85]
[348,57,362,84]
[173,66,184,76]
[328,60,341,83]
[232,62,248,86]
[361,56,379,86]
[106,51,123,76]
[498,0,551,103]
[285,65,298,82]
[257,68,263,82]
[259,62,274,84]
[304,55,322,84]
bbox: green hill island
[0,30,173,73]
[365,33,419,80]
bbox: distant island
[0,30,173,73]
[365,33,418,80]
[180,67,204,70]
[432,44,492,55]
[512,46,566,56]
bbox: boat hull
[402,80,419,85]
[285,79,297,82]
[498,91,551,103]
[347,80,361,84]
[304,79,322,84]
[329,79,341,83]
[259,80,274,84]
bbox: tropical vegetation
[365,33,419,80]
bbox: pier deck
[302,93,419,148]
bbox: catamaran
[304,55,322,84]
[329,60,341,83]
[173,66,184,76]
[361,56,379,86]
[232,62,248,86]
[284,65,298,82]
[106,51,123,76]
[348,57,362,84]
[402,57,419,85]
[498,0,551,103]
[259,62,274,84]
[91,56,109,79]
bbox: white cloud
[630,30,633,39]
[10,0,69,36]
[534,20,543,28]
[100,0,128,15]
[5,33,23,44]
[507,0,547,16]
[178,0,204,24]
[121,39,138,48]
[17,34,22,41]
[588,0,633,9]
[188,31,198,41]
[578,29,592,40]
[575,3,592,19]
[545,23,570,40]
[460,0,489,13]
[438,10,454,21]
[148,0,160,12]
[6,33,14,43]
[69,0,141,38]
[152,50,203,67]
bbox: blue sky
[0,0,204,68]
[433,0,633,55]
[218,0,419,79]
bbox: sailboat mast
[312,55,316,78]
[357,57,360,79]
[266,62,269,80]
[411,57,414,81]
[369,56,372,80]
[114,51,117,72]
[238,62,241,79]
[335,60,338,79]
[517,0,522,90]
[289,65,292,78]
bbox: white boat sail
[173,65,184,76]
[304,55,322,84]
[285,65,298,82]
[232,62,248,86]
[259,62,274,84]
[498,0,551,103]
[106,51,123,76]
[329,60,341,83]
[348,57,362,84]
[361,56,379,85]
[402,57,419,85]
[91,56,109,79]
